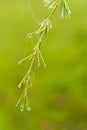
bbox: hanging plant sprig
[16,0,71,112]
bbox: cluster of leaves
[16,0,71,112]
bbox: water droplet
[27,107,31,111]
[20,108,23,112]
[18,84,22,88]
[37,64,40,68]
[18,61,22,65]
[44,64,46,68]
[27,33,32,39]
[30,83,32,87]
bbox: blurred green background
[0,0,87,130]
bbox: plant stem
[17,0,71,111]
[18,0,60,88]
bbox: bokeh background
[0,0,87,130]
